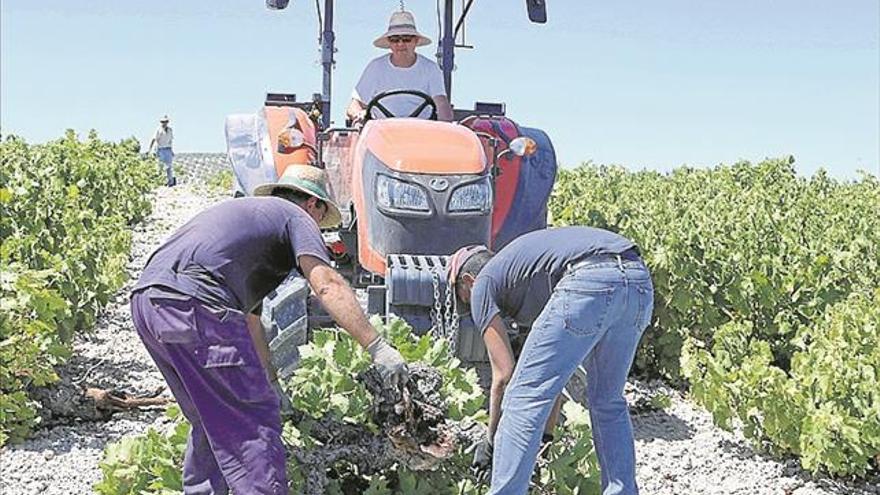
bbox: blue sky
[2,1,878,178]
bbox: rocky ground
[0,183,225,495]
[1,181,877,495]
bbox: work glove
[367,336,409,390]
[271,380,295,420]
[471,436,494,484]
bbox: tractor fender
[492,126,557,250]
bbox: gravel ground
[1,182,877,495]
[632,386,878,495]
[0,184,224,495]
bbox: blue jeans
[491,257,654,495]
[157,147,175,186]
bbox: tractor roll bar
[268,0,546,128]
[320,0,335,129]
[441,0,455,99]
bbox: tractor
[225,0,558,377]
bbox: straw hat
[159,115,170,123]
[373,10,432,49]
[253,165,342,228]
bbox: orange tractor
[226,1,557,370]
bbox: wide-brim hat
[374,10,432,49]
[159,115,170,122]
[253,165,342,228]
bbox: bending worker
[346,9,453,125]
[130,165,409,494]
[448,226,654,495]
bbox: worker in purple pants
[130,165,409,494]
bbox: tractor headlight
[448,180,492,213]
[376,175,430,212]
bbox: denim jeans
[490,257,654,495]
[157,147,175,186]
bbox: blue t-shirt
[470,226,636,334]
[134,197,330,313]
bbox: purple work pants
[131,288,287,495]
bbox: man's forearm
[346,99,366,122]
[314,278,378,349]
[434,96,453,122]
[301,257,379,348]
[482,316,515,443]
[488,381,506,442]
[438,105,453,122]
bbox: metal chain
[429,264,460,354]
[443,279,453,346]
[399,0,406,12]
[443,278,459,354]
[430,271,443,339]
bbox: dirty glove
[271,381,295,420]
[367,336,409,390]
[471,436,494,483]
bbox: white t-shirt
[153,126,173,148]
[353,54,446,119]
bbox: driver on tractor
[346,10,454,126]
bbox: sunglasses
[388,35,415,43]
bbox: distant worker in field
[346,10,453,126]
[130,165,410,494]
[148,115,176,187]
[448,227,654,495]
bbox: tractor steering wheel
[363,89,438,122]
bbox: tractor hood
[359,119,486,175]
